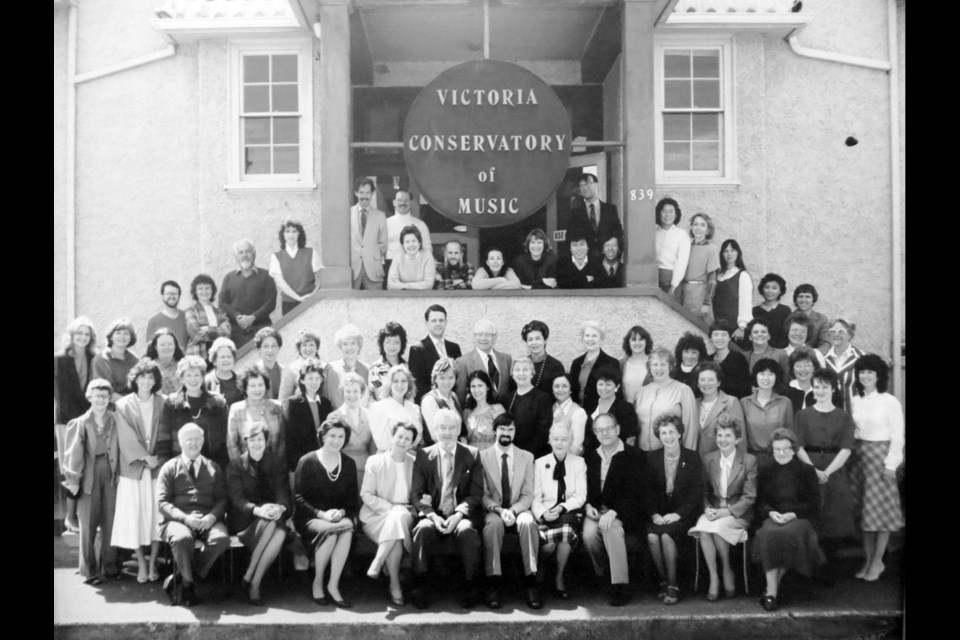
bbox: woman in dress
[532,423,587,598]
[159,355,230,470]
[226,421,290,605]
[254,327,284,400]
[329,371,377,487]
[278,329,321,402]
[635,347,698,451]
[644,414,703,605]
[753,428,824,611]
[823,318,866,411]
[183,274,231,361]
[360,421,419,606]
[849,354,904,582]
[551,373,587,456]
[462,370,505,450]
[522,320,566,396]
[323,324,370,410]
[419,357,460,445]
[707,319,751,399]
[112,360,166,584]
[712,239,753,346]
[387,225,436,290]
[740,358,794,469]
[515,228,558,290]
[368,321,408,401]
[269,218,321,315]
[671,332,708,394]
[569,320,620,414]
[689,415,757,600]
[619,325,653,405]
[744,318,791,394]
[471,246,522,290]
[678,212,720,322]
[752,273,792,350]
[294,417,358,608]
[695,362,747,458]
[227,364,285,464]
[92,317,139,402]
[283,359,334,479]
[583,366,639,450]
[204,337,243,406]
[369,364,424,452]
[144,327,184,395]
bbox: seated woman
[368,321,408,401]
[644,414,703,605]
[283,359,334,478]
[551,374,587,456]
[522,320,566,396]
[144,327,184,395]
[753,428,825,611]
[278,329,322,403]
[557,231,599,289]
[183,274,231,361]
[204,337,243,406]
[462,370,505,450]
[689,415,757,601]
[227,364,285,465]
[269,218,321,315]
[329,371,377,487]
[744,318,791,395]
[360,421,419,607]
[671,332,708,395]
[532,423,587,598]
[635,346,698,451]
[707,320,751,399]
[783,314,826,368]
[160,355,230,470]
[253,327,284,400]
[514,229,558,289]
[92,317,139,402]
[695,362,747,458]
[741,358,794,469]
[619,325,653,405]
[472,246,523,290]
[387,225,436,290]
[294,417,359,608]
[583,366,639,450]
[226,422,290,605]
[752,273,792,350]
[419,357,460,445]
[322,324,370,410]
[369,364,424,452]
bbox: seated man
[157,422,230,607]
[557,229,600,289]
[582,413,645,606]
[409,409,484,609]
[480,413,541,609]
[435,240,475,290]
[219,238,277,349]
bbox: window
[227,41,314,191]
[655,37,735,186]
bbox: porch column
[318,1,353,289]
[623,0,658,285]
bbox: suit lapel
[727,453,744,491]
[511,452,526,503]
[705,395,726,425]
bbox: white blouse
[850,391,905,471]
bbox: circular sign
[403,60,572,228]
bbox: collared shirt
[386,214,432,261]
[571,255,589,270]
[494,443,515,482]
[598,439,625,491]
[476,348,494,372]
[850,391,905,471]
[435,261,475,290]
[437,443,458,513]
[719,449,735,500]
[431,336,448,358]
[655,225,691,288]
[180,454,201,480]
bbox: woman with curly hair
[226,365,286,465]
[144,327,185,395]
[269,218,321,315]
[183,274,231,360]
[752,273,792,350]
[368,321,408,401]
[671,332,708,395]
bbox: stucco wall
[54,7,68,348]
[373,60,582,87]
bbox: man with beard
[218,239,277,349]
[145,280,189,349]
[479,413,541,609]
[434,240,475,290]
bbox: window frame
[654,35,737,187]
[226,39,315,192]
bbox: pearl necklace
[532,356,546,388]
[319,451,342,482]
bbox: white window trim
[654,34,737,188]
[226,39,316,192]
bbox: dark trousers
[411,516,481,582]
[78,455,118,578]
[164,520,230,581]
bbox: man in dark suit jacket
[409,409,484,609]
[568,173,623,261]
[157,423,230,607]
[408,304,462,404]
[454,318,513,406]
[582,413,645,606]
[595,233,626,288]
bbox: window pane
[244,117,271,144]
[274,146,300,174]
[273,117,299,144]
[693,80,720,108]
[245,147,271,174]
[664,51,690,78]
[272,55,298,82]
[663,114,690,142]
[692,51,720,78]
[664,142,690,171]
[692,114,718,141]
[244,86,270,113]
[272,85,299,112]
[664,80,691,109]
[692,142,720,171]
[243,55,269,83]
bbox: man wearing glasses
[454,318,513,406]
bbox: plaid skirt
[538,511,583,547]
[850,440,904,532]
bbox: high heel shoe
[389,586,405,607]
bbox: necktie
[487,356,500,393]
[608,265,614,277]
[188,461,197,481]
[552,454,567,507]
[440,451,455,515]
[360,208,367,236]
[501,453,511,509]
[589,204,597,231]
[436,339,446,358]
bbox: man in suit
[409,409,484,609]
[408,304,462,404]
[479,413,542,609]
[454,318,513,406]
[582,413,645,606]
[156,423,230,607]
[595,234,625,289]
[350,177,388,290]
[568,173,623,261]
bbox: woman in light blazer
[689,415,757,601]
[532,423,587,599]
[360,421,419,607]
[695,362,747,458]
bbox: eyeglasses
[827,328,848,336]
[593,427,617,435]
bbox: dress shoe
[389,586,405,607]
[312,595,329,606]
[526,586,543,610]
[410,587,429,610]
[247,591,264,606]
[182,583,199,607]
[331,596,353,609]
[609,584,630,607]
[163,574,181,606]
[485,586,502,609]
[554,587,569,600]
[760,594,778,611]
